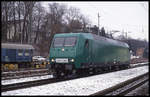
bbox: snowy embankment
[130,62,149,67]
[2,75,53,85]
[2,66,148,96]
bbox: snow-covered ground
[2,66,148,96]
[130,62,149,67]
[2,75,53,85]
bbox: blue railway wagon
[1,43,34,69]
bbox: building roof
[2,43,34,50]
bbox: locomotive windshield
[53,37,65,47]
[53,37,77,47]
[64,37,76,46]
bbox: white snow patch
[130,62,149,67]
[2,75,53,85]
[2,66,148,96]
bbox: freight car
[1,43,34,71]
[49,33,130,77]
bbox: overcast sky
[42,1,149,41]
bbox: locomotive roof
[54,33,82,37]
[54,32,93,39]
[54,32,129,48]
[2,43,34,49]
[91,34,129,48]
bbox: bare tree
[36,3,67,56]
[64,6,91,32]
[80,15,91,32]
[65,7,81,32]
[22,1,36,44]
[15,1,24,42]
[12,2,17,42]
[1,2,93,56]
[32,2,46,44]
[48,3,67,43]
[1,2,11,42]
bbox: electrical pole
[125,32,127,39]
[21,32,22,44]
[122,29,125,39]
[98,13,100,35]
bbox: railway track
[90,72,149,96]
[2,78,63,92]
[2,60,149,79]
[2,62,148,92]
[2,62,148,80]
[2,74,83,92]
[2,68,111,92]
[2,69,49,80]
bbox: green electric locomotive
[49,32,130,77]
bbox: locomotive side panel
[89,34,130,67]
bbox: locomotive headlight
[51,59,55,62]
[70,59,74,62]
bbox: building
[136,48,145,58]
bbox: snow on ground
[130,62,149,67]
[2,66,148,96]
[2,75,53,85]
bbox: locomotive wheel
[115,65,119,71]
[109,66,112,71]
[88,68,94,75]
[51,69,58,78]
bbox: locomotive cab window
[53,37,77,47]
[53,37,65,47]
[85,39,89,48]
[64,37,77,47]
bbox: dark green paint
[49,33,130,69]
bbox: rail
[2,75,78,92]
[90,72,148,96]
[2,78,60,92]
[2,66,148,93]
[2,69,49,80]
[2,62,148,80]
